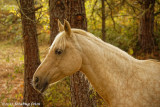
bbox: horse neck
[76,33,136,103]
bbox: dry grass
[0,41,49,106]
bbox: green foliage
[14,64,24,74]
[35,0,50,45]
[85,0,160,55]
[0,94,5,103]
[0,0,50,45]
[6,55,10,62]
[155,30,160,50]
[0,3,21,41]
[44,77,71,107]
[12,35,22,44]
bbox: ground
[0,41,48,106]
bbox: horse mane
[50,28,160,67]
[146,59,160,66]
[49,29,90,50]
[49,32,67,52]
[72,29,160,63]
[72,29,105,45]
[73,29,137,64]
[49,28,103,52]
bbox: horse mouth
[40,82,48,93]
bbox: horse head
[32,20,82,93]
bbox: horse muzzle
[33,76,49,93]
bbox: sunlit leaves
[35,0,50,36]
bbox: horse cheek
[62,51,82,75]
[70,52,82,72]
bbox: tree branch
[125,0,141,11]
[34,5,43,11]
[154,11,160,16]
[91,0,98,18]
[15,0,36,23]
[105,0,117,31]
[155,0,160,5]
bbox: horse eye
[55,49,63,55]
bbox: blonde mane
[49,32,67,51]
[53,28,160,66]
[72,28,137,69]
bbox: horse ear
[64,19,71,36]
[58,19,64,32]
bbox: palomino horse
[33,20,160,107]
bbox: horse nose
[34,76,39,84]
[33,76,40,89]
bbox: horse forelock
[49,32,67,52]
[49,29,92,52]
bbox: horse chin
[39,82,49,93]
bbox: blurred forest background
[0,0,160,106]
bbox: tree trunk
[66,0,96,107]
[49,0,95,106]
[20,0,43,106]
[139,0,155,53]
[49,0,66,44]
[102,0,106,41]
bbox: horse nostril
[35,77,39,83]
